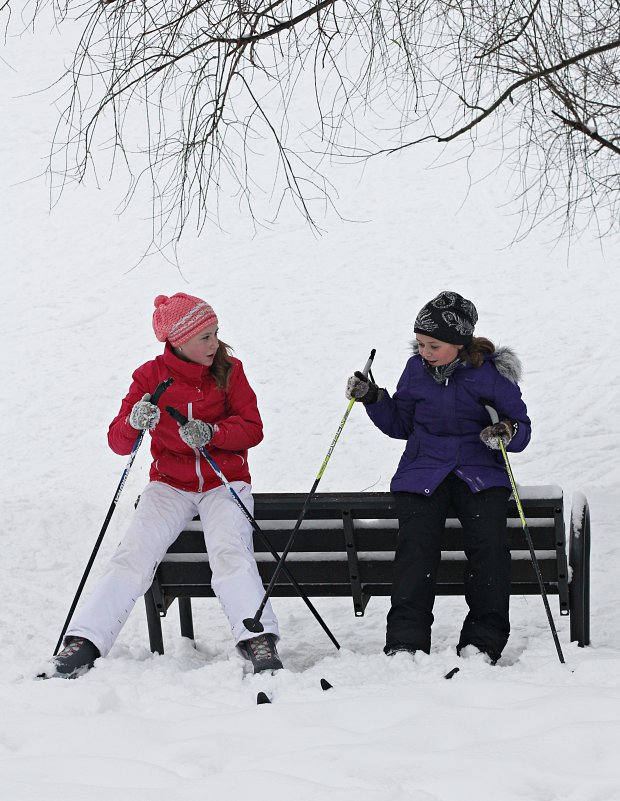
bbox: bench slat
[156,556,563,586]
[165,525,560,553]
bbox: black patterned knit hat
[414,291,478,345]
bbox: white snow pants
[67,480,279,657]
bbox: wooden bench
[143,486,591,653]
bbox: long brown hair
[211,338,234,390]
[459,336,495,368]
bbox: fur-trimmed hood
[493,346,522,384]
[411,341,523,384]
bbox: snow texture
[2,17,620,801]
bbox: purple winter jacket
[365,346,531,496]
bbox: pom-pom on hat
[414,291,478,345]
[152,293,218,347]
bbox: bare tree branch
[383,35,620,153]
[5,0,620,243]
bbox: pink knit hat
[152,293,218,347]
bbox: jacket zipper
[188,402,204,492]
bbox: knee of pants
[109,536,157,569]
[207,539,257,580]
[104,540,162,591]
[464,540,511,565]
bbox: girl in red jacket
[48,293,281,678]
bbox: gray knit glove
[179,419,214,449]
[480,421,515,450]
[129,394,161,431]
[345,371,381,404]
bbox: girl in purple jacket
[346,291,531,664]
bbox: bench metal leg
[144,589,165,655]
[178,597,195,642]
[569,494,591,646]
[342,510,371,616]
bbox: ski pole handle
[150,377,174,406]
[485,405,499,425]
[361,348,376,378]
[166,406,189,427]
[481,398,500,425]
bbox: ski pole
[53,377,173,655]
[165,405,340,650]
[242,348,376,634]
[483,402,565,664]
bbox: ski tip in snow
[35,663,58,681]
[256,691,272,705]
[320,678,333,691]
[444,667,460,680]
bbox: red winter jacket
[108,344,263,492]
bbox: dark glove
[179,419,214,448]
[345,371,381,404]
[129,394,161,431]
[480,421,515,450]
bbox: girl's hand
[179,419,214,448]
[129,395,161,431]
[345,371,380,404]
[480,421,515,450]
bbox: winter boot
[47,636,100,679]
[384,643,417,657]
[239,634,283,674]
[458,644,497,665]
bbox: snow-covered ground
[2,16,620,801]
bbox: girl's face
[176,324,219,366]
[416,334,462,367]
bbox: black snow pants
[385,472,511,662]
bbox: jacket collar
[162,342,213,383]
[411,341,522,384]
